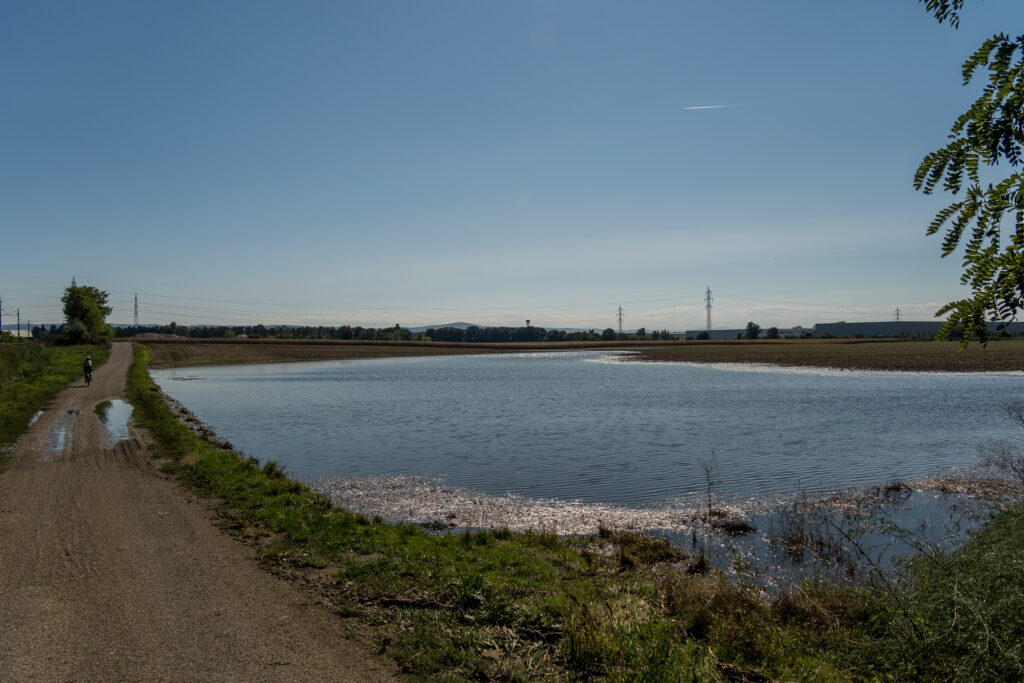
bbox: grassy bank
[126,342,1024,680]
[0,341,109,464]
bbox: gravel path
[0,342,395,682]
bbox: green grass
[0,340,109,462]
[124,341,1024,681]
[874,504,1024,681]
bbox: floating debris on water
[308,475,703,536]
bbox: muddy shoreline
[304,468,1021,587]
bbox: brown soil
[630,338,1024,372]
[0,342,396,681]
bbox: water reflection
[94,399,132,446]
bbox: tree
[59,284,112,344]
[745,321,761,340]
[766,326,780,339]
[915,1,1024,340]
[601,328,617,340]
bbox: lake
[151,351,1023,508]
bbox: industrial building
[683,320,1024,340]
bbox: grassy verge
[0,341,109,466]
[126,342,1024,680]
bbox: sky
[3,0,1023,332]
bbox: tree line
[95,323,677,343]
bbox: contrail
[683,104,743,110]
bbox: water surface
[152,351,1022,506]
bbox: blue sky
[3,0,1023,332]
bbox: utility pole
[134,293,139,326]
[617,305,624,334]
[17,309,20,338]
[705,286,713,334]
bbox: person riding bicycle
[83,355,93,381]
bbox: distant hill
[407,322,479,334]
[2,323,55,331]
[408,322,608,334]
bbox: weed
[261,460,287,479]
[596,528,686,570]
[711,518,757,536]
[768,490,852,571]
[700,452,717,521]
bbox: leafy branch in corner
[915,1,1024,342]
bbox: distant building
[682,326,811,340]
[682,321,1023,340]
[813,320,1024,338]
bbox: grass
[121,341,1024,680]
[891,505,1024,681]
[0,340,109,464]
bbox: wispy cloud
[683,104,744,110]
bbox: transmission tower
[893,306,903,337]
[617,305,624,334]
[705,286,713,333]
[134,293,139,326]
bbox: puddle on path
[94,399,132,446]
[49,409,80,457]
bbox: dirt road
[0,342,395,681]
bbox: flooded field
[153,351,1024,583]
